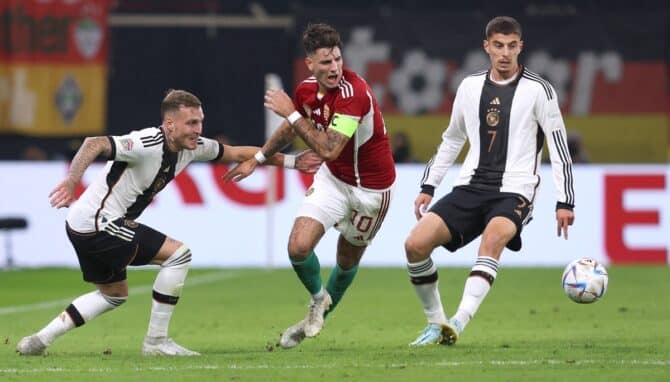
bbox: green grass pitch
[1,266,668,381]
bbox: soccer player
[224,23,396,349]
[405,16,575,346]
[16,90,321,356]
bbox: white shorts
[296,165,394,246]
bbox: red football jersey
[293,69,396,190]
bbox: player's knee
[161,245,192,269]
[480,231,511,254]
[287,239,313,259]
[404,236,431,262]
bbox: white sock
[408,258,447,324]
[36,312,75,346]
[312,286,325,300]
[147,300,175,339]
[147,245,191,338]
[454,256,498,328]
[37,290,126,345]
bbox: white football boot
[303,291,332,337]
[279,319,307,349]
[16,335,47,356]
[142,337,200,356]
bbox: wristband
[287,111,302,125]
[254,150,267,164]
[283,154,296,169]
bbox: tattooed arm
[289,117,349,161]
[259,119,298,158]
[49,136,113,208]
[264,89,350,161]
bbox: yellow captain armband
[328,113,358,138]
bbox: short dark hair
[302,23,342,55]
[485,16,522,39]
[161,89,201,117]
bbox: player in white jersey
[224,23,396,349]
[404,16,576,346]
[16,90,321,356]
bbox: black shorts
[66,218,166,284]
[429,186,532,252]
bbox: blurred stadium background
[0,0,668,267]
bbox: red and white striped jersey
[293,68,395,191]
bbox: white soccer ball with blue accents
[561,258,608,304]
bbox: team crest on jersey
[305,187,315,196]
[323,105,330,121]
[119,138,133,151]
[486,108,500,127]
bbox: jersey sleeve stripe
[139,130,164,146]
[142,139,164,148]
[339,78,354,98]
[420,156,435,186]
[522,69,554,100]
[139,131,163,141]
[552,131,575,205]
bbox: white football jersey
[67,127,223,232]
[421,67,575,209]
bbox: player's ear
[483,39,490,54]
[305,56,314,72]
[164,117,173,132]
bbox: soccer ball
[561,258,608,304]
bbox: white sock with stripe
[407,257,447,324]
[147,245,191,339]
[453,256,499,328]
[37,290,126,345]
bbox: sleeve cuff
[211,142,224,162]
[107,136,116,160]
[556,202,574,211]
[421,185,435,196]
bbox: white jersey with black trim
[66,127,222,233]
[421,67,574,207]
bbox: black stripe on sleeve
[552,131,575,205]
[107,136,116,160]
[211,143,224,162]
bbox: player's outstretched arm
[556,208,575,239]
[264,89,350,161]
[49,136,112,209]
[221,148,322,183]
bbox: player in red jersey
[225,23,395,349]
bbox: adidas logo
[490,97,501,105]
